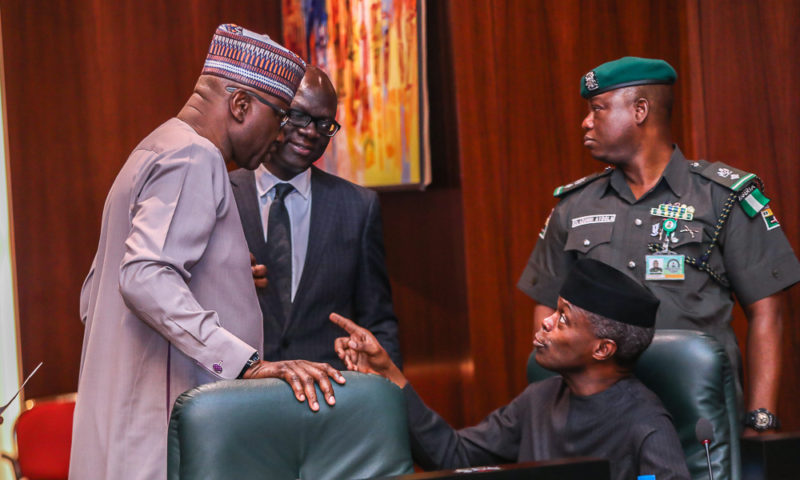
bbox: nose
[298,121,321,139]
[581,112,593,131]
[542,312,557,332]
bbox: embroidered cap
[202,23,306,105]
[559,258,659,327]
[580,56,677,99]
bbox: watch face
[755,411,771,428]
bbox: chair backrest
[12,394,76,480]
[527,330,741,480]
[168,371,414,480]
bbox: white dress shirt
[255,164,312,301]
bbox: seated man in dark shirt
[330,258,690,480]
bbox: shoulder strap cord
[647,191,737,288]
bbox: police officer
[517,57,800,435]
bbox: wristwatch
[237,352,260,379]
[744,408,780,432]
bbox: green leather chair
[527,329,741,480]
[167,372,414,480]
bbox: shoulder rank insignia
[553,167,613,197]
[690,160,769,217]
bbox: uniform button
[627,261,636,269]
[772,269,780,278]
[634,218,643,226]
[281,339,290,349]
[212,362,223,374]
[583,239,591,246]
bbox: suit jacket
[230,165,402,368]
[71,119,262,480]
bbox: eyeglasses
[285,109,341,137]
[225,87,288,122]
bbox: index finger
[329,312,360,334]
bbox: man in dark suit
[230,65,402,369]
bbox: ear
[228,90,251,123]
[633,97,649,125]
[275,127,286,143]
[592,338,617,361]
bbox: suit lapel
[230,170,268,261]
[288,167,338,333]
[230,169,288,332]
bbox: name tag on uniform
[645,255,685,281]
[571,214,616,228]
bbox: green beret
[580,56,677,99]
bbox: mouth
[583,136,596,146]
[533,333,548,349]
[288,141,313,156]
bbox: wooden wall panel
[691,0,800,431]
[1,0,284,398]
[442,0,800,430]
[448,0,689,421]
[445,0,514,422]
[378,0,471,426]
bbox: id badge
[645,254,685,281]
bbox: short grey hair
[576,305,655,365]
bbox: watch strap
[237,351,260,379]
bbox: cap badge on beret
[202,23,306,105]
[584,71,599,92]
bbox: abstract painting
[282,0,430,188]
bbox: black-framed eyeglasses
[285,109,341,137]
[225,86,288,123]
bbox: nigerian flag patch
[738,187,770,218]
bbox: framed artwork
[282,0,431,189]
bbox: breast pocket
[565,222,615,254]
[667,221,709,257]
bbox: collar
[255,165,312,200]
[605,145,689,201]
[658,145,690,197]
[568,375,636,401]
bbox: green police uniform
[520,56,800,412]
[518,147,800,399]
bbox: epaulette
[689,160,760,191]
[553,167,613,197]
[689,160,769,217]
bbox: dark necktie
[266,183,294,326]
